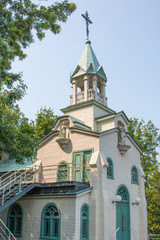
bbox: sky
[12,0,160,129]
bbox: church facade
[0,39,148,240]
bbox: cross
[81,11,93,40]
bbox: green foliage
[128,118,160,234]
[34,106,58,141]
[146,167,160,234]
[0,105,35,162]
[128,118,160,184]
[0,0,76,104]
[0,0,76,161]
[0,105,58,162]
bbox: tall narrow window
[41,203,60,239]
[131,165,139,184]
[57,161,69,181]
[7,203,23,237]
[80,203,89,240]
[107,157,114,179]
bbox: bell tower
[70,40,108,106]
[61,12,114,130]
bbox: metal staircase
[0,218,16,240]
[0,165,40,239]
[0,165,39,212]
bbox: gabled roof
[95,111,130,125]
[71,40,107,81]
[52,115,91,131]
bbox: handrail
[0,218,17,240]
[0,165,35,189]
[0,165,38,207]
[113,227,120,239]
[0,166,19,181]
[0,166,37,191]
[41,163,91,183]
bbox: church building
[0,16,148,240]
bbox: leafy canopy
[0,0,76,105]
[128,118,160,183]
[34,106,58,141]
[0,0,76,160]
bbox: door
[83,151,92,182]
[73,150,92,182]
[73,152,83,182]
[116,186,130,240]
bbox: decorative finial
[81,11,93,40]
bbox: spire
[71,40,107,81]
[70,13,108,107]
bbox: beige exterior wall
[97,117,115,132]
[64,105,95,129]
[37,131,99,183]
[62,103,112,131]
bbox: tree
[127,118,160,184]
[0,0,76,105]
[146,167,160,234]
[0,0,76,160]
[34,106,58,141]
[128,118,160,234]
[0,105,35,162]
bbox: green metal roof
[71,40,107,81]
[52,115,91,130]
[0,158,35,172]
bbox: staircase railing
[0,218,17,240]
[113,227,119,239]
[0,165,38,207]
[41,163,91,183]
[0,167,19,187]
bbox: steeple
[70,40,108,106]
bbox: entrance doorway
[116,185,130,240]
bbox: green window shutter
[80,203,89,240]
[84,151,92,182]
[73,149,93,183]
[7,203,23,237]
[107,157,114,179]
[73,152,83,182]
[41,203,61,239]
[131,165,139,184]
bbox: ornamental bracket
[56,138,70,150]
[117,145,131,155]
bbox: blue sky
[12,0,160,129]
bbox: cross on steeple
[81,11,93,40]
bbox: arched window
[107,157,114,179]
[131,165,139,184]
[80,203,89,240]
[7,203,23,237]
[117,185,129,202]
[57,161,69,181]
[41,203,61,239]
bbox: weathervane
[81,11,93,40]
